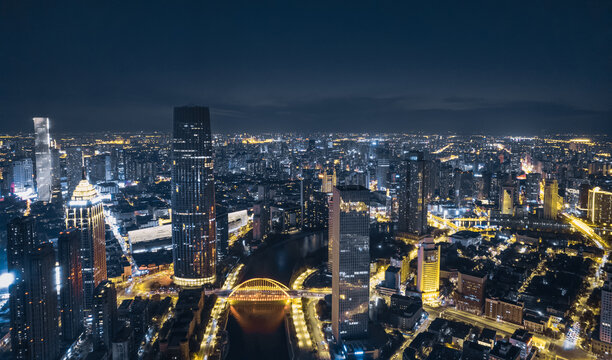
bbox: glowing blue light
[0,273,15,288]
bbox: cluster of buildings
[0,108,610,360]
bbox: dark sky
[1,1,611,135]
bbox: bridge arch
[228,278,291,302]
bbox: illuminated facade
[331,185,370,341]
[33,117,53,202]
[543,179,559,220]
[588,187,612,226]
[500,185,514,215]
[58,228,84,342]
[66,175,106,320]
[171,106,216,286]
[417,238,440,304]
[398,151,428,236]
[8,218,59,360]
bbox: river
[225,231,327,360]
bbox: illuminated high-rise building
[417,238,440,304]
[543,179,559,220]
[66,173,106,320]
[33,117,53,202]
[12,158,34,194]
[8,217,59,360]
[588,187,612,226]
[330,185,370,341]
[525,173,542,205]
[171,106,216,286]
[321,168,336,193]
[398,151,428,236]
[92,280,118,351]
[500,185,515,215]
[58,228,84,342]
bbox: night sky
[1,1,611,135]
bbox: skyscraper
[588,187,612,226]
[12,158,34,195]
[601,274,612,344]
[171,106,216,286]
[330,185,370,341]
[58,228,84,342]
[8,216,59,360]
[398,151,428,236]
[92,280,118,351]
[33,117,53,202]
[24,243,60,360]
[543,179,559,220]
[417,238,440,304]
[525,173,542,205]
[7,216,38,360]
[500,185,515,215]
[66,173,106,320]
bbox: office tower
[588,187,612,226]
[327,193,335,272]
[25,243,60,359]
[330,185,370,341]
[417,238,440,304]
[500,185,515,215]
[525,173,542,205]
[65,147,83,194]
[398,151,428,236]
[456,271,486,315]
[376,158,390,191]
[58,229,84,342]
[92,281,118,350]
[33,117,53,202]
[66,173,106,320]
[601,278,612,343]
[543,179,559,220]
[8,217,59,360]
[171,106,216,286]
[216,206,229,261]
[252,201,270,241]
[51,148,62,202]
[321,168,336,193]
[12,158,34,194]
[7,216,39,360]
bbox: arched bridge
[206,277,328,302]
[228,278,291,302]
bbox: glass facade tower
[33,117,53,202]
[171,106,216,286]
[330,185,370,341]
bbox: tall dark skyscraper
[66,174,106,321]
[7,216,38,360]
[92,280,118,351]
[58,228,84,342]
[398,151,428,237]
[330,185,370,341]
[8,217,59,360]
[171,106,217,286]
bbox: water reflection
[229,301,288,333]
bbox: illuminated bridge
[206,278,327,302]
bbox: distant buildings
[66,174,106,320]
[8,216,59,360]
[33,117,53,202]
[171,106,217,286]
[416,238,440,304]
[330,185,370,341]
[398,151,428,236]
[588,187,612,226]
